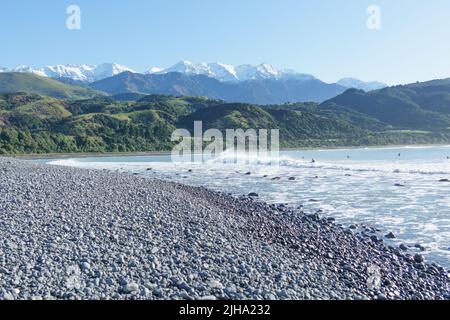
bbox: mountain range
[0,61,389,104]
[0,61,386,90]
[146,60,318,83]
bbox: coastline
[11,142,450,161]
[12,150,173,161]
[0,157,448,300]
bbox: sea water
[46,145,450,269]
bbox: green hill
[322,80,450,130]
[0,73,105,100]
[1,91,450,155]
[178,103,409,147]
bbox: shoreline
[11,142,450,161]
[0,157,448,300]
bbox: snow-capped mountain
[337,78,387,92]
[147,61,239,82]
[2,63,134,83]
[13,65,48,77]
[235,63,316,81]
[41,64,97,82]
[148,67,164,74]
[91,63,134,82]
[208,62,239,82]
[2,61,387,90]
[148,61,316,82]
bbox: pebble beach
[0,157,448,300]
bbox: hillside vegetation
[322,80,450,130]
[1,91,450,155]
[0,73,104,100]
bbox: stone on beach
[0,157,448,301]
[385,232,396,239]
[122,283,140,294]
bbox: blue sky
[1,0,450,85]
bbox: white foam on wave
[48,159,82,167]
[208,150,450,176]
[49,152,450,178]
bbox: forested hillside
[1,92,449,155]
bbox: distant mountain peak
[148,66,164,74]
[337,77,387,92]
[149,60,239,82]
[256,63,280,76]
[92,63,134,81]
[3,61,386,90]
